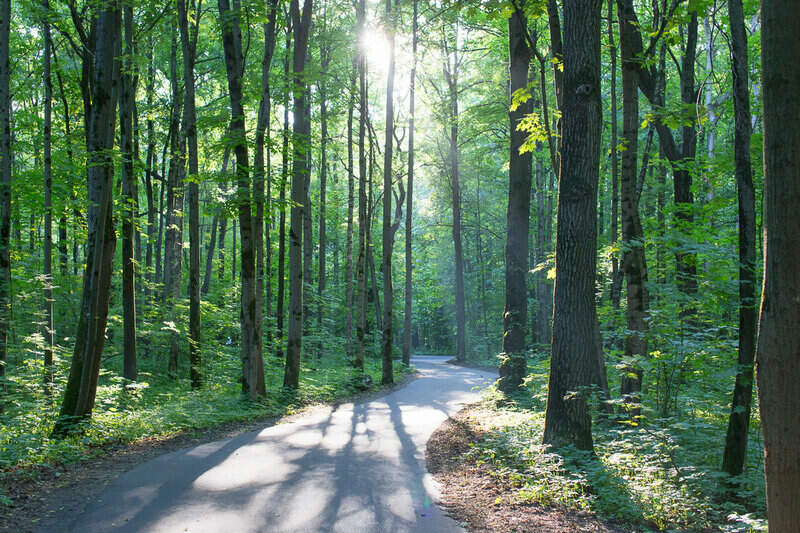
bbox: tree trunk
[178,0,201,388]
[317,39,330,360]
[42,0,55,388]
[53,1,120,435]
[345,64,356,354]
[756,1,800,526]
[617,0,649,413]
[721,0,758,481]
[499,4,531,394]
[276,27,290,360]
[120,2,137,381]
[284,0,313,388]
[354,0,368,370]
[542,0,601,451]
[219,0,265,399]
[607,0,621,309]
[402,0,417,366]
[144,38,156,307]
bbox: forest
[0,0,798,530]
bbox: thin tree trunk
[354,0,368,370]
[317,38,329,360]
[608,0,621,309]
[542,0,601,451]
[178,0,202,388]
[284,0,313,388]
[499,3,532,394]
[276,26,290,360]
[721,0,757,480]
[120,2,137,381]
[402,0,417,366]
[144,37,156,307]
[42,0,55,388]
[345,64,356,354]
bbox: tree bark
[0,0,9,413]
[276,25,290,360]
[542,0,601,451]
[53,1,120,435]
[402,0,417,366]
[345,64,356,354]
[607,0,621,309]
[178,0,202,388]
[317,37,330,360]
[120,1,137,381]
[756,0,800,525]
[499,3,532,394]
[42,0,55,388]
[354,0,367,370]
[721,0,757,480]
[219,0,265,399]
[284,0,313,388]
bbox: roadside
[0,370,418,533]
[426,405,629,533]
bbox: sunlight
[360,26,392,75]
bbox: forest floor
[0,372,419,533]
[427,405,631,533]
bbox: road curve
[69,356,496,533]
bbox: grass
[460,356,767,532]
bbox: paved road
[71,356,495,533]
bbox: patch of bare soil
[427,405,631,533]
[0,371,418,533]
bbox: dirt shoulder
[0,371,418,533]
[426,405,629,533]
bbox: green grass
[463,357,767,532]
[0,345,410,476]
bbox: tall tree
[498,1,532,395]
[317,13,329,360]
[380,0,397,385]
[284,0,313,388]
[354,0,367,371]
[542,0,602,451]
[345,63,356,355]
[756,0,800,527]
[219,0,266,399]
[42,0,55,388]
[616,0,649,412]
[119,0,137,381]
[53,0,121,436]
[0,0,10,412]
[276,21,291,360]
[721,0,757,480]
[178,0,202,388]
[402,0,417,366]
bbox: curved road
[71,356,495,533]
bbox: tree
[542,0,602,451]
[284,0,312,388]
[721,0,757,480]
[402,0,417,366]
[42,0,55,388]
[755,0,800,527]
[53,0,121,436]
[0,0,10,413]
[219,0,266,399]
[119,0,137,381]
[498,1,532,396]
[178,0,202,388]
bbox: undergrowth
[463,357,767,533]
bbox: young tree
[53,0,121,436]
[755,0,800,526]
[542,0,602,451]
[498,1,532,395]
[284,0,313,388]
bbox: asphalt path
[70,356,496,533]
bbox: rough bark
[219,0,265,399]
[617,0,649,413]
[499,4,532,395]
[721,0,757,480]
[53,1,120,436]
[756,1,800,525]
[542,0,601,451]
[284,0,313,388]
[42,0,55,387]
